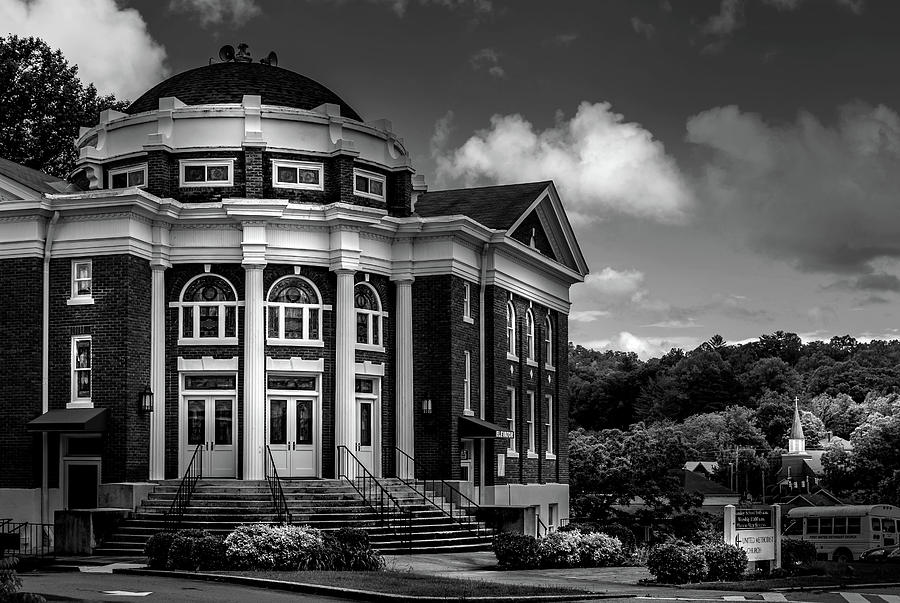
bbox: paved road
[629,588,900,603]
[19,571,351,603]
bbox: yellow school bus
[784,505,900,562]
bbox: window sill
[545,453,557,460]
[463,316,474,324]
[178,337,239,346]
[356,343,386,353]
[67,297,94,306]
[526,359,538,368]
[506,353,519,362]
[267,339,325,348]
[506,450,519,458]
[527,451,538,459]
[273,182,324,191]
[67,401,93,409]
[354,190,386,202]
[463,408,475,416]
[544,364,556,372]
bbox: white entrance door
[185,396,236,478]
[356,397,375,474]
[268,397,317,477]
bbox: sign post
[724,505,781,570]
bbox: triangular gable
[0,172,42,201]
[506,182,588,276]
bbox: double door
[184,396,236,478]
[268,397,317,477]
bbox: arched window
[525,309,535,361]
[355,283,383,347]
[544,315,554,368]
[179,274,238,342]
[266,276,323,343]
[506,302,517,357]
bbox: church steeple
[788,397,806,454]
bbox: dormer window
[109,164,147,189]
[180,159,234,187]
[353,168,386,201]
[272,160,324,191]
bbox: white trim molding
[177,356,239,372]
[266,356,326,373]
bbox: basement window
[179,159,234,187]
[108,163,147,189]
[272,159,324,191]
[353,168,386,201]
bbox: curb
[114,568,633,602]
[773,581,900,593]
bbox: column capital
[333,267,356,277]
[150,262,170,271]
[243,262,266,271]
[391,275,414,284]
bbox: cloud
[578,331,701,360]
[807,305,838,329]
[433,102,694,223]
[549,33,578,46]
[686,102,900,275]
[0,0,168,99]
[826,272,900,292]
[570,310,612,323]
[168,0,261,27]
[630,17,655,39]
[642,319,703,329]
[702,0,743,37]
[362,0,492,17]
[582,267,647,301]
[470,48,505,78]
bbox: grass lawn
[218,570,589,597]
[691,562,900,591]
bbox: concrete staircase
[94,478,493,556]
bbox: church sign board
[724,505,782,567]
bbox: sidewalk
[384,552,651,595]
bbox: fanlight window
[180,275,238,341]
[267,277,322,343]
[355,283,383,347]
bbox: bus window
[848,517,861,534]
[807,518,819,534]
[820,517,833,534]
[885,519,896,533]
[872,518,882,532]
[834,517,847,535]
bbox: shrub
[493,532,540,569]
[781,539,816,568]
[144,531,175,570]
[538,530,582,568]
[164,530,225,571]
[598,523,636,553]
[331,528,384,571]
[225,523,331,571]
[700,542,747,581]
[647,541,708,584]
[0,557,22,597]
[669,511,720,544]
[579,532,625,567]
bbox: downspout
[42,211,60,527]
[478,242,490,503]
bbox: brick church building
[0,54,587,533]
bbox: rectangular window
[463,351,471,413]
[71,260,92,299]
[267,375,316,391]
[526,390,535,454]
[353,168,386,201]
[272,159,324,191]
[507,387,517,455]
[833,517,847,535]
[109,163,147,189]
[848,517,861,534]
[872,518,882,532]
[184,375,236,390]
[463,282,473,322]
[545,394,555,458]
[179,159,234,187]
[72,336,91,402]
[819,517,833,534]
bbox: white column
[149,264,167,480]
[242,264,266,480]
[394,278,414,477]
[334,268,357,478]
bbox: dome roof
[126,62,362,121]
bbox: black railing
[164,444,202,530]
[0,522,54,558]
[336,445,411,549]
[264,445,292,525]
[391,447,489,543]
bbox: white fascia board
[0,175,43,200]
[502,236,585,285]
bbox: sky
[4,0,900,358]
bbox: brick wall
[387,171,412,217]
[245,148,263,198]
[0,257,44,488]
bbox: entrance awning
[459,415,514,440]
[26,408,108,432]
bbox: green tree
[807,393,864,439]
[0,35,128,178]
[739,357,801,403]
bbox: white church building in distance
[0,48,587,551]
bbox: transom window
[178,275,238,343]
[72,335,91,403]
[179,159,234,187]
[355,283,384,348]
[266,276,323,344]
[525,310,535,361]
[71,260,92,299]
[506,302,517,358]
[272,160,324,191]
[544,315,554,368]
[353,168,386,201]
[109,163,147,189]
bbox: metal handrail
[264,445,292,524]
[336,445,411,549]
[0,521,54,557]
[164,444,203,530]
[391,446,489,542]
